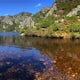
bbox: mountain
[0,12,34,31]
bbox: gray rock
[67,5,80,17]
[19,16,34,28]
[2,15,14,25]
[46,3,57,17]
[0,12,35,30]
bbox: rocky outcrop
[67,5,80,17]
[0,12,35,30]
[13,12,32,23]
[40,7,50,14]
[2,15,14,25]
[46,3,57,17]
[19,16,34,28]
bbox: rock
[67,5,80,17]
[0,12,35,31]
[2,15,14,25]
[19,16,34,28]
[46,3,57,17]
[20,33,25,36]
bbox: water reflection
[0,36,80,80]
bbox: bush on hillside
[70,23,80,32]
[77,11,80,16]
[35,15,55,28]
[52,24,59,31]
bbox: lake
[0,32,80,80]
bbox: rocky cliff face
[0,12,35,31]
[45,3,57,17]
[13,12,35,28]
[67,5,80,16]
[2,15,14,25]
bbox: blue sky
[0,0,54,15]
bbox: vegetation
[0,22,19,32]
[56,0,80,15]
[52,24,59,31]
[23,14,80,39]
[35,15,55,28]
[70,23,80,32]
[77,11,80,16]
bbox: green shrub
[35,14,55,28]
[52,24,59,31]
[35,24,40,30]
[40,21,50,28]
[77,11,80,16]
[70,23,80,32]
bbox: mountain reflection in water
[0,35,80,80]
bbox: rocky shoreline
[20,33,80,39]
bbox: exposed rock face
[34,7,50,19]
[19,16,35,28]
[46,3,57,17]
[41,7,50,14]
[13,12,32,23]
[67,5,80,17]
[14,12,34,27]
[0,12,35,30]
[2,15,14,25]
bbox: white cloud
[35,3,42,7]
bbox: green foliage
[0,22,20,32]
[35,23,41,29]
[34,11,45,23]
[19,26,29,33]
[40,20,51,28]
[52,24,59,31]
[66,16,77,21]
[35,15,55,28]
[77,11,80,16]
[70,23,80,32]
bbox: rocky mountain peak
[2,15,14,25]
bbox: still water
[0,32,80,80]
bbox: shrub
[35,14,55,28]
[40,21,50,28]
[77,11,80,16]
[52,24,59,31]
[35,24,40,30]
[70,23,80,32]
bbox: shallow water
[0,32,80,80]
